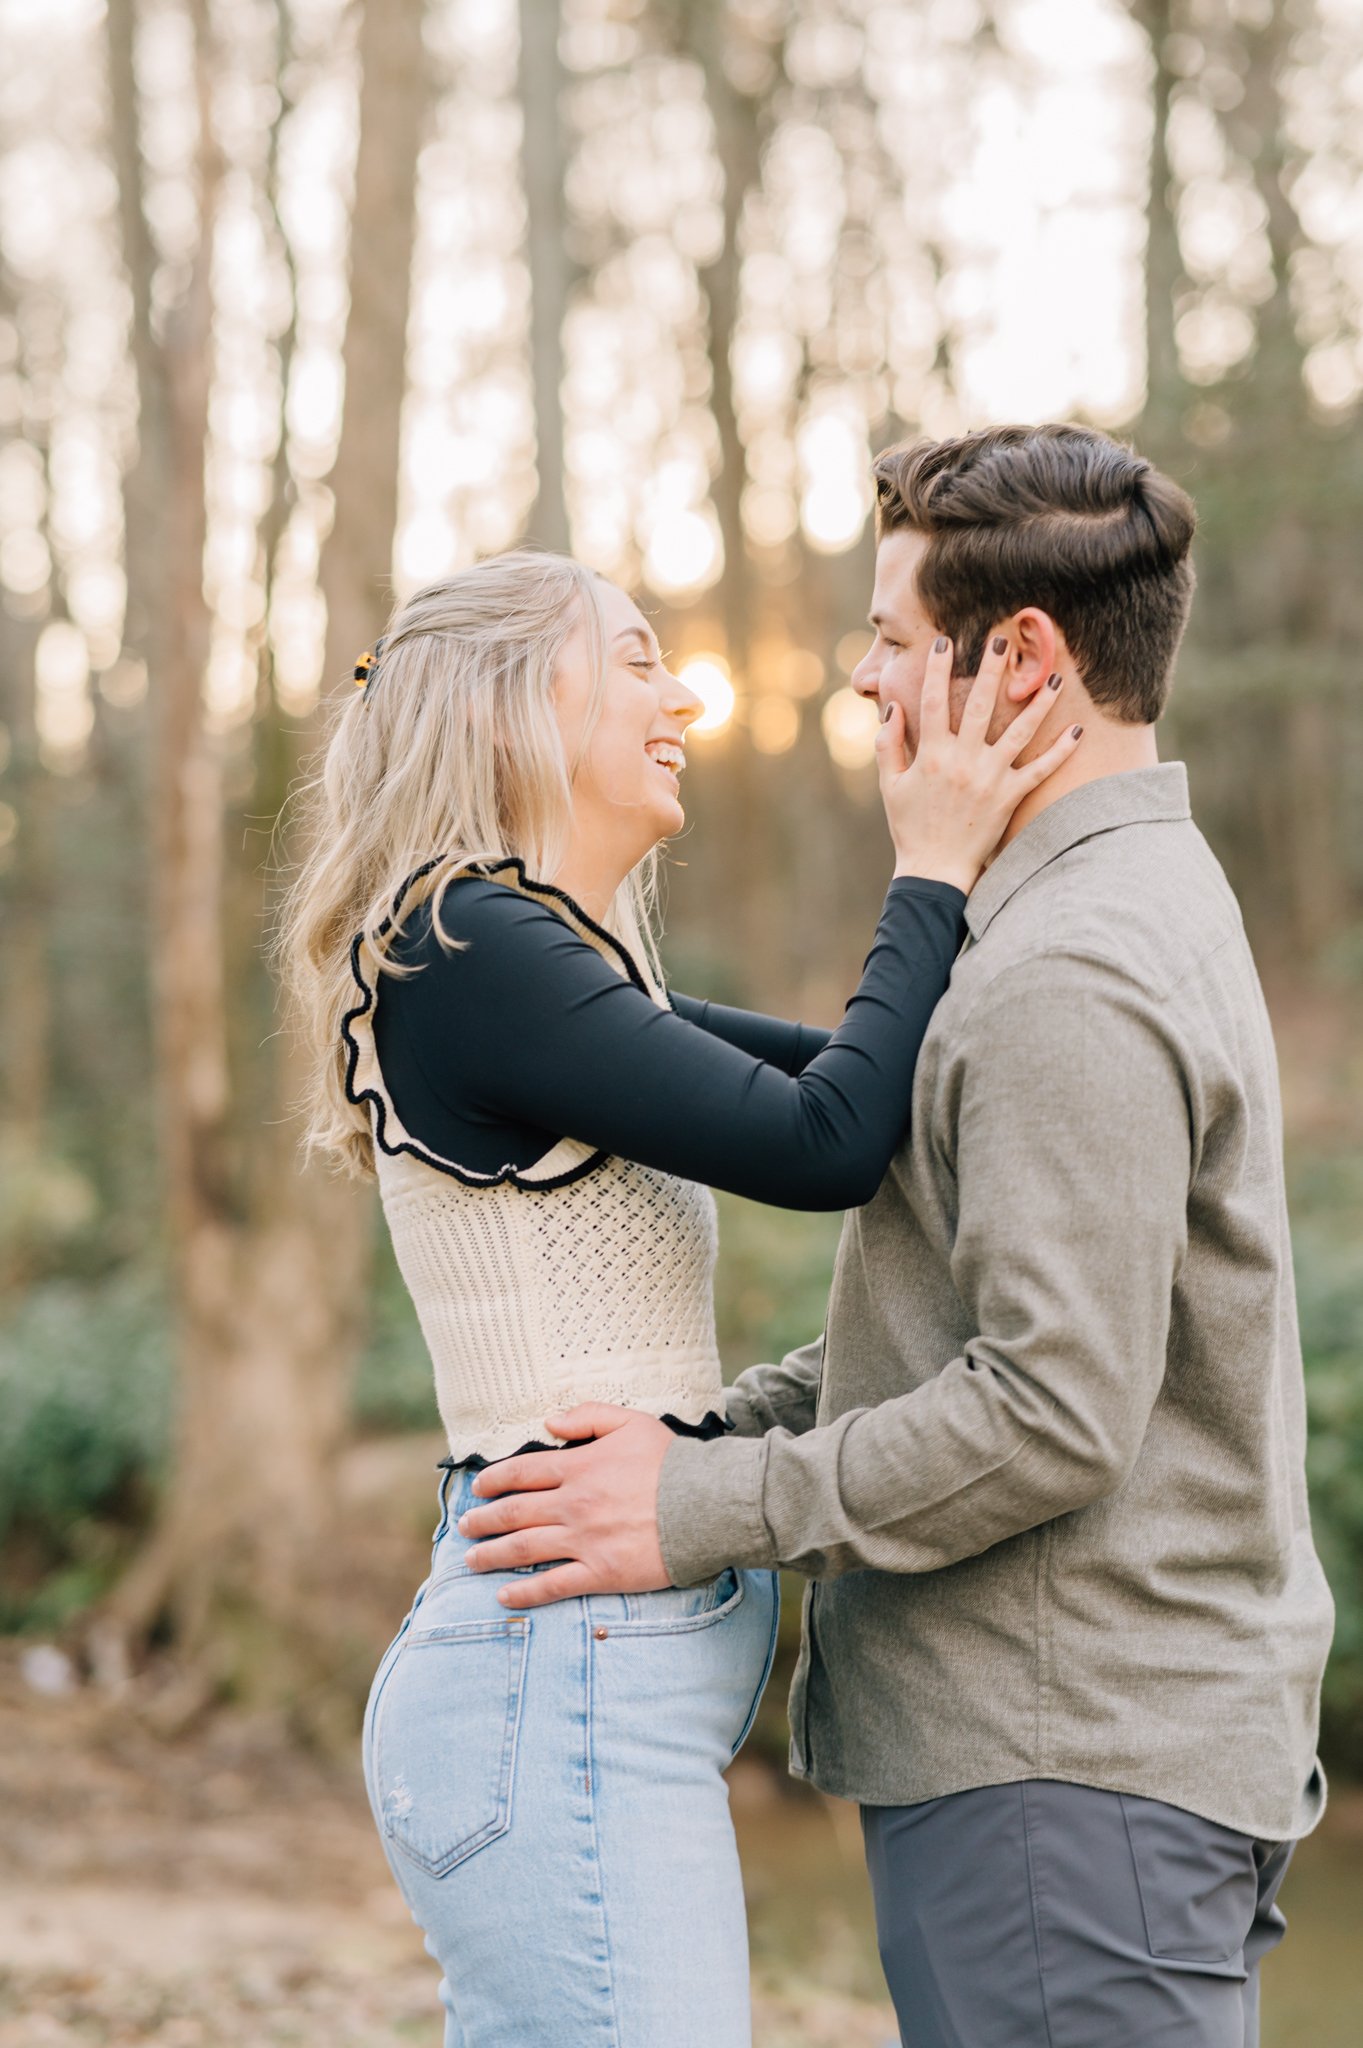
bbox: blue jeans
[362,1464,781,2046]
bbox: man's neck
[994,719,1161,856]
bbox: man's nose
[850,652,879,698]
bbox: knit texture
[344,864,727,1462]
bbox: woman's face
[552,580,704,864]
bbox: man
[460,423,1334,2045]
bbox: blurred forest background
[0,0,1361,2042]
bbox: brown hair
[873,424,1197,723]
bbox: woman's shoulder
[391,865,582,977]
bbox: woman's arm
[666,992,832,1075]
[379,639,1085,1207]
[385,876,965,1212]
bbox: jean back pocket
[373,1616,530,1877]
[597,1567,746,1634]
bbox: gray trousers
[861,1780,1293,2048]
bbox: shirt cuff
[656,1432,777,1584]
[720,1383,767,1439]
[887,874,969,911]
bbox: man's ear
[1001,607,1058,702]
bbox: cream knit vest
[342,859,728,1463]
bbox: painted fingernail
[1071,724,1084,739]
[1048,672,1062,690]
[881,702,893,724]
[933,635,948,652]
[992,635,1007,655]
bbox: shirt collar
[964,761,1191,941]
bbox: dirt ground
[7,1409,1361,2048]
[7,1655,1363,2048]
[0,1645,897,2048]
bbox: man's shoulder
[945,815,1246,1025]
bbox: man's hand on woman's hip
[457,1404,674,1606]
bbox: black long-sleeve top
[368,866,967,1213]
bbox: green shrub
[0,1267,171,1628]
[0,1266,171,1548]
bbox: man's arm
[656,954,1194,1585]
[724,1334,825,1439]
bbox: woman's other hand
[877,634,1083,894]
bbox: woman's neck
[549,834,633,925]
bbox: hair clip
[353,635,387,694]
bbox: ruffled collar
[341,855,653,1192]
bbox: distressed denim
[362,1464,781,2046]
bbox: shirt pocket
[372,1616,531,1877]
[1119,1791,1259,1964]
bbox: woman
[276,548,1078,2046]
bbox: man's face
[852,530,1007,757]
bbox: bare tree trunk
[518,0,572,552]
[98,0,233,1669]
[1229,7,1301,429]
[318,0,427,674]
[0,251,51,1265]
[230,0,304,1186]
[99,0,429,1705]
[685,4,761,683]
[240,0,432,1592]
[0,597,49,1294]
[671,3,783,993]
[1131,0,1184,455]
[1136,2,1360,968]
[105,0,171,695]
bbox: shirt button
[594,1626,609,1641]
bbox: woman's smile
[644,737,686,792]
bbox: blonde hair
[272,548,664,1181]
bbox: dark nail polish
[1072,724,1083,739]
[992,635,1007,656]
[881,702,892,724]
[933,635,948,653]
[1048,672,1062,690]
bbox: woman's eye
[629,659,656,676]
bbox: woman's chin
[647,793,686,842]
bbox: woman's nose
[666,669,706,727]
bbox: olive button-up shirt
[656,764,1332,1842]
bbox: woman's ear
[1003,607,1059,702]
